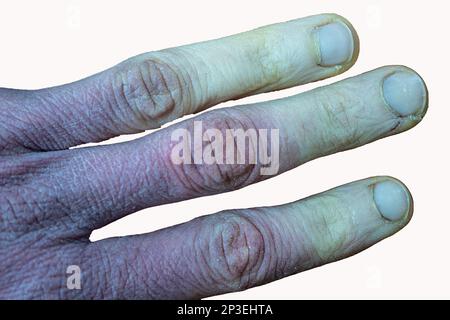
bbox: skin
[0,13,427,299]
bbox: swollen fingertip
[373,179,412,222]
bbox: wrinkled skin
[0,13,427,299]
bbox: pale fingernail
[382,71,427,116]
[373,180,410,221]
[315,22,354,66]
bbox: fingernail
[315,22,354,66]
[373,180,410,221]
[382,72,427,116]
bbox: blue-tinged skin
[0,13,427,299]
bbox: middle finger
[4,65,427,236]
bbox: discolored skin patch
[0,13,425,299]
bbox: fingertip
[314,13,360,71]
[372,176,414,224]
[331,14,360,69]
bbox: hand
[0,13,428,299]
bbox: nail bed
[382,72,427,117]
[316,22,354,66]
[373,180,410,221]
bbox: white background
[0,0,447,299]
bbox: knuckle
[201,211,269,291]
[113,56,189,129]
[169,110,262,193]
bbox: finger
[0,13,358,153]
[85,176,413,299]
[6,66,426,236]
